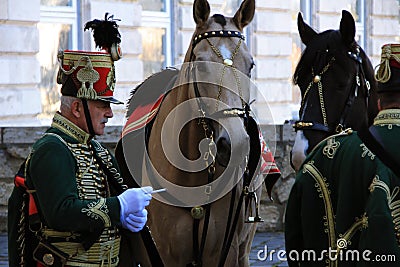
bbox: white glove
[117,186,152,217]
[121,209,148,232]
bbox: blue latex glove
[121,209,148,232]
[117,186,152,217]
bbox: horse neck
[148,75,212,186]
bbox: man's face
[87,100,113,135]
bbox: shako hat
[57,13,123,104]
[375,43,400,94]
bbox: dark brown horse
[116,0,279,266]
[291,10,378,171]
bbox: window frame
[140,0,174,73]
[39,0,79,50]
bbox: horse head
[291,10,378,171]
[175,0,256,169]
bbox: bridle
[190,30,251,135]
[184,29,261,267]
[293,45,371,134]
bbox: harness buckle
[245,191,264,223]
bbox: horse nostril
[216,137,231,167]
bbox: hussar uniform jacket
[285,109,400,267]
[10,112,126,267]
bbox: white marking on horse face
[219,44,232,60]
[291,130,309,172]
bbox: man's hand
[117,186,152,217]
[121,209,148,232]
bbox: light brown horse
[116,0,278,266]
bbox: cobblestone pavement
[250,231,288,267]
[0,231,287,267]
[0,233,7,267]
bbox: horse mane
[125,68,179,118]
[212,14,227,26]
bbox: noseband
[293,46,371,133]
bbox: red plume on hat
[57,13,123,104]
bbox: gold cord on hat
[375,44,400,83]
[76,56,100,99]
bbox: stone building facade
[0,0,399,125]
[0,0,399,232]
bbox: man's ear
[377,98,382,111]
[71,99,83,118]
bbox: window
[38,0,79,115]
[138,0,173,79]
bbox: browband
[192,30,245,48]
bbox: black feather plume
[84,13,121,51]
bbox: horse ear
[340,10,356,45]
[193,0,210,26]
[232,0,255,31]
[297,12,317,46]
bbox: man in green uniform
[285,43,400,266]
[8,15,153,267]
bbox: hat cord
[375,45,400,83]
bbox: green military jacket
[285,109,400,267]
[9,112,126,266]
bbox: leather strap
[81,99,95,137]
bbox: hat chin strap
[81,99,96,137]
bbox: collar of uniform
[51,112,91,144]
[373,109,400,125]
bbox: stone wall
[0,124,296,233]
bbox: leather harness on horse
[293,46,372,134]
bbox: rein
[293,46,371,134]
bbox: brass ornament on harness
[292,121,314,129]
[313,75,321,83]
[191,206,205,220]
[223,58,233,66]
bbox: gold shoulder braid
[39,133,123,266]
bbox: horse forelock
[212,14,227,26]
[294,30,337,88]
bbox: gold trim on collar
[51,113,90,144]
[374,109,400,125]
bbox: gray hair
[60,95,80,114]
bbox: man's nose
[106,107,113,118]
